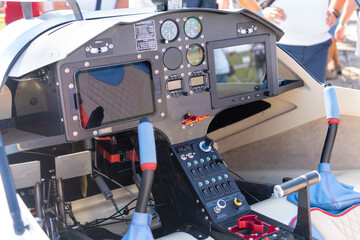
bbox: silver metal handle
[274,171,320,198]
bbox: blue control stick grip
[323,86,340,121]
[138,117,157,171]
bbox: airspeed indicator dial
[161,20,178,42]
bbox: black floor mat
[84,228,122,240]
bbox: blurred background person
[4,1,42,24]
[220,0,345,83]
[52,0,128,11]
[218,0,286,24]
[185,0,217,8]
[264,0,344,83]
[335,0,359,56]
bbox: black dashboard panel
[56,9,283,144]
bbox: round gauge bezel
[184,17,202,39]
[188,71,208,93]
[160,19,179,42]
[166,75,183,97]
[186,44,205,66]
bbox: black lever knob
[204,139,213,148]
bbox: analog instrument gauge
[161,20,178,41]
[184,17,201,39]
[186,44,204,66]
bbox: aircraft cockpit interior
[4,1,358,240]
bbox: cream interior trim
[209,47,360,154]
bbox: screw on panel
[85,62,89,67]
[161,113,165,117]
[201,208,205,213]
[187,64,191,68]
[183,17,187,21]
[157,99,162,104]
[73,131,78,136]
[93,131,98,136]
[69,84,74,89]
[162,48,166,52]
[137,54,142,59]
[201,43,205,47]
[203,61,207,65]
[166,95,171,99]
[61,118,64,122]
[190,91,194,95]
[180,65,184,69]
[155,55,159,60]
[181,73,185,77]
[204,216,208,220]
[188,72,192,76]
[196,199,199,204]
[85,47,90,52]
[165,76,168,80]
[178,38,182,42]
[155,70,159,74]
[73,115,78,121]
[182,125,186,130]
[65,68,70,73]
[176,18,180,22]
[56,82,59,86]
[164,67,168,72]
[186,45,189,49]
[109,44,114,49]
[185,37,189,41]
[199,15,203,20]
[201,34,204,39]
[159,19,163,24]
[178,46,182,50]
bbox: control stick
[274,171,320,240]
[320,83,340,164]
[123,117,157,240]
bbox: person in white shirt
[234,0,344,83]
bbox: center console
[153,136,305,240]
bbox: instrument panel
[56,9,282,144]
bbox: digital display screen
[75,61,155,129]
[190,76,205,86]
[167,80,182,91]
[214,42,267,99]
